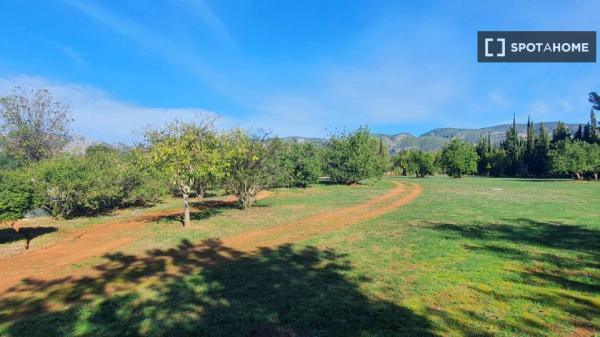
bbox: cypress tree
[525,116,535,174]
[501,114,522,175]
[534,122,550,175]
[378,138,385,156]
[574,124,583,141]
[583,123,592,143]
[552,121,571,144]
[590,110,598,143]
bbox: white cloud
[0,75,227,144]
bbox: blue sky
[1,0,599,143]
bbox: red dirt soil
[0,182,421,294]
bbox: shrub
[0,170,36,222]
[32,147,167,218]
[440,139,478,178]
[324,127,385,184]
[288,141,322,187]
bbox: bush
[288,141,322,187]
[32,146,167,218]
[440,139,478,178]
[324,127,385,184]
[0,170,36,222]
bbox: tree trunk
[574,172,582,180]
[183,193,190,227]
[594,173,598,180]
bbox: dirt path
[0,192,269,293]
[0,182,421,294]
[223,181,422,251]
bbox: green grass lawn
[0,177,598,337]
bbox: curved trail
[0,192,268,293]
[223,181,422,252]
[0,181,421,294]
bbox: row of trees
[391,92,600,180]
[392,138,479,178]
[1,89,386,226]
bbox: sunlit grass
[1,176,598,337]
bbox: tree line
[0,88,386,227]
[390,91,600,180]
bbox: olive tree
[143,118,225,227]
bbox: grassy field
[0,177,598,337]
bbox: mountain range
[375,122,579,153]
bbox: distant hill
[63,135,96,155]
[377,122,580,153]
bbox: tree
[501,115,522,175]
[0,88,72,162]
[590,92,600,143]
[143,118,225,227]
[532,122,550,176]
[223,130,272,209]
[264,137,294,188]
[0,170,36,223]
[287,141,322,187]
[574,124,584,141]
[440,139,478,178]
[392,151,411,176]
[551,121,571,144]
[524,116,536,175]
[408,150,436,178]
[324,127,384,184]
[549,141,592,180]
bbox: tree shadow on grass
[430,219,600,334]
[0,226,57,249]
[0,239,437,337]
[151,198,269,225]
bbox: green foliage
[0,170,36,222]
[532,122,551,176]
[393,150,437,177]
[287,141,322,187]
[0,88,72,162]
[143,119,225,194]
[550,140,600,180]
[501,116,523,176]
[223,130,272,209]
[0,150,22,170]
[142,118,225,225]
[32,147,166,219]
[263,137,294,188]
[551,121,571,143]
[324,127,385,184]
[440,139,478,178]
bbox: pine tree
[487,133,492,153]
